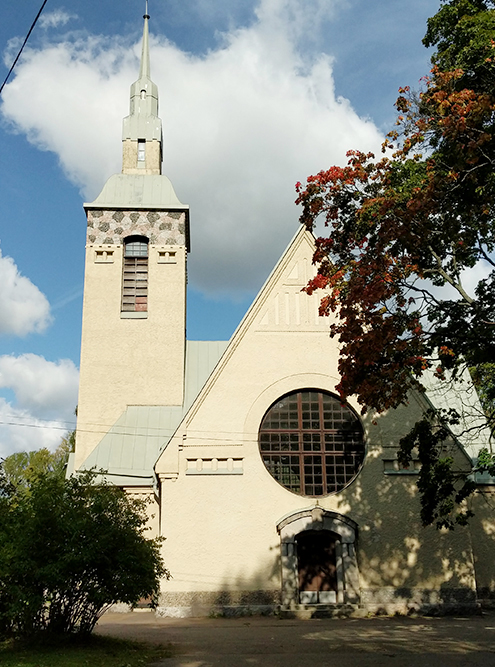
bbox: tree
[1,435,73,492]
[0,469,167,638]
[295,0,495,528]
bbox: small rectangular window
[137,139,146,162]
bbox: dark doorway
[296,530,338,604]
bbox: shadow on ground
[96,610,495,666]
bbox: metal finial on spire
[139,3,151,79]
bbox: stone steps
[279,604,362,619]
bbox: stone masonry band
[86,209,186,246]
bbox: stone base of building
[156,604,278,618]
[476,588,495,609]
[279,604,361,619]
[156,590,280,618]
[359,587,480,616]
[153,587,481,618]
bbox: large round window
[259,390,365,496]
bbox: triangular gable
[252,230,328,332]
[155,224,487,476]
[155,225,326,451]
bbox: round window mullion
[318,393,327,495]
[259,389,365,497]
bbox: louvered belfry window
[259,390,365,496]
[122,236,148,312]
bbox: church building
[71,12,495,617]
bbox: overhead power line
[0,417,255,444]
[0,0,49,96]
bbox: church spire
[122,3,162,175]
[140,2,151,80]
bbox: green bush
[0,470,168,638]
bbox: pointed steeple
[139,1,151,80]
[122,4,162,174]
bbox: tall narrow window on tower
[122,236,148,312]
[138,139,146,163]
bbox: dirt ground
[96,610,495,666]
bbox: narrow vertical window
[138,139,146,162]
[122,236,148,312]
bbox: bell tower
[75,8,189,468]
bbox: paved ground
[96,610,495,666]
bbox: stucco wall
[75,210,187,468]
[469,489,495,603]
[155,229,478,616]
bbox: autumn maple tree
[296,0,495,528]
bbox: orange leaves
[304,273,329,295]
[294,49,495,414]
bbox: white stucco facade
[73,13,495,618]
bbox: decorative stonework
[86,209,186,246]
[156,590,280,618]
[360,587,478,615]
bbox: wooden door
[296,530,337,604]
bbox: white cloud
[0,249,51,336]
[0,354,79,459]
[0,0,383,295]
[254,0,345,42]
[462,261,493,299]
[0,398,71,459]
[39,9,76,29]
[0,354,79,415]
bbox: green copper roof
[84,174,189,210]
[78,341,229,486]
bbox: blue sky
[0,0,440,456]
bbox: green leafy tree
[0,469,167,638]
[1,435,73,492]
[296,0,495,528]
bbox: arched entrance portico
[277,508,360,608]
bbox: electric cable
[0,0,49,96]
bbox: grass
[0,634,173,667]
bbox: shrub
[0,470,168,637]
